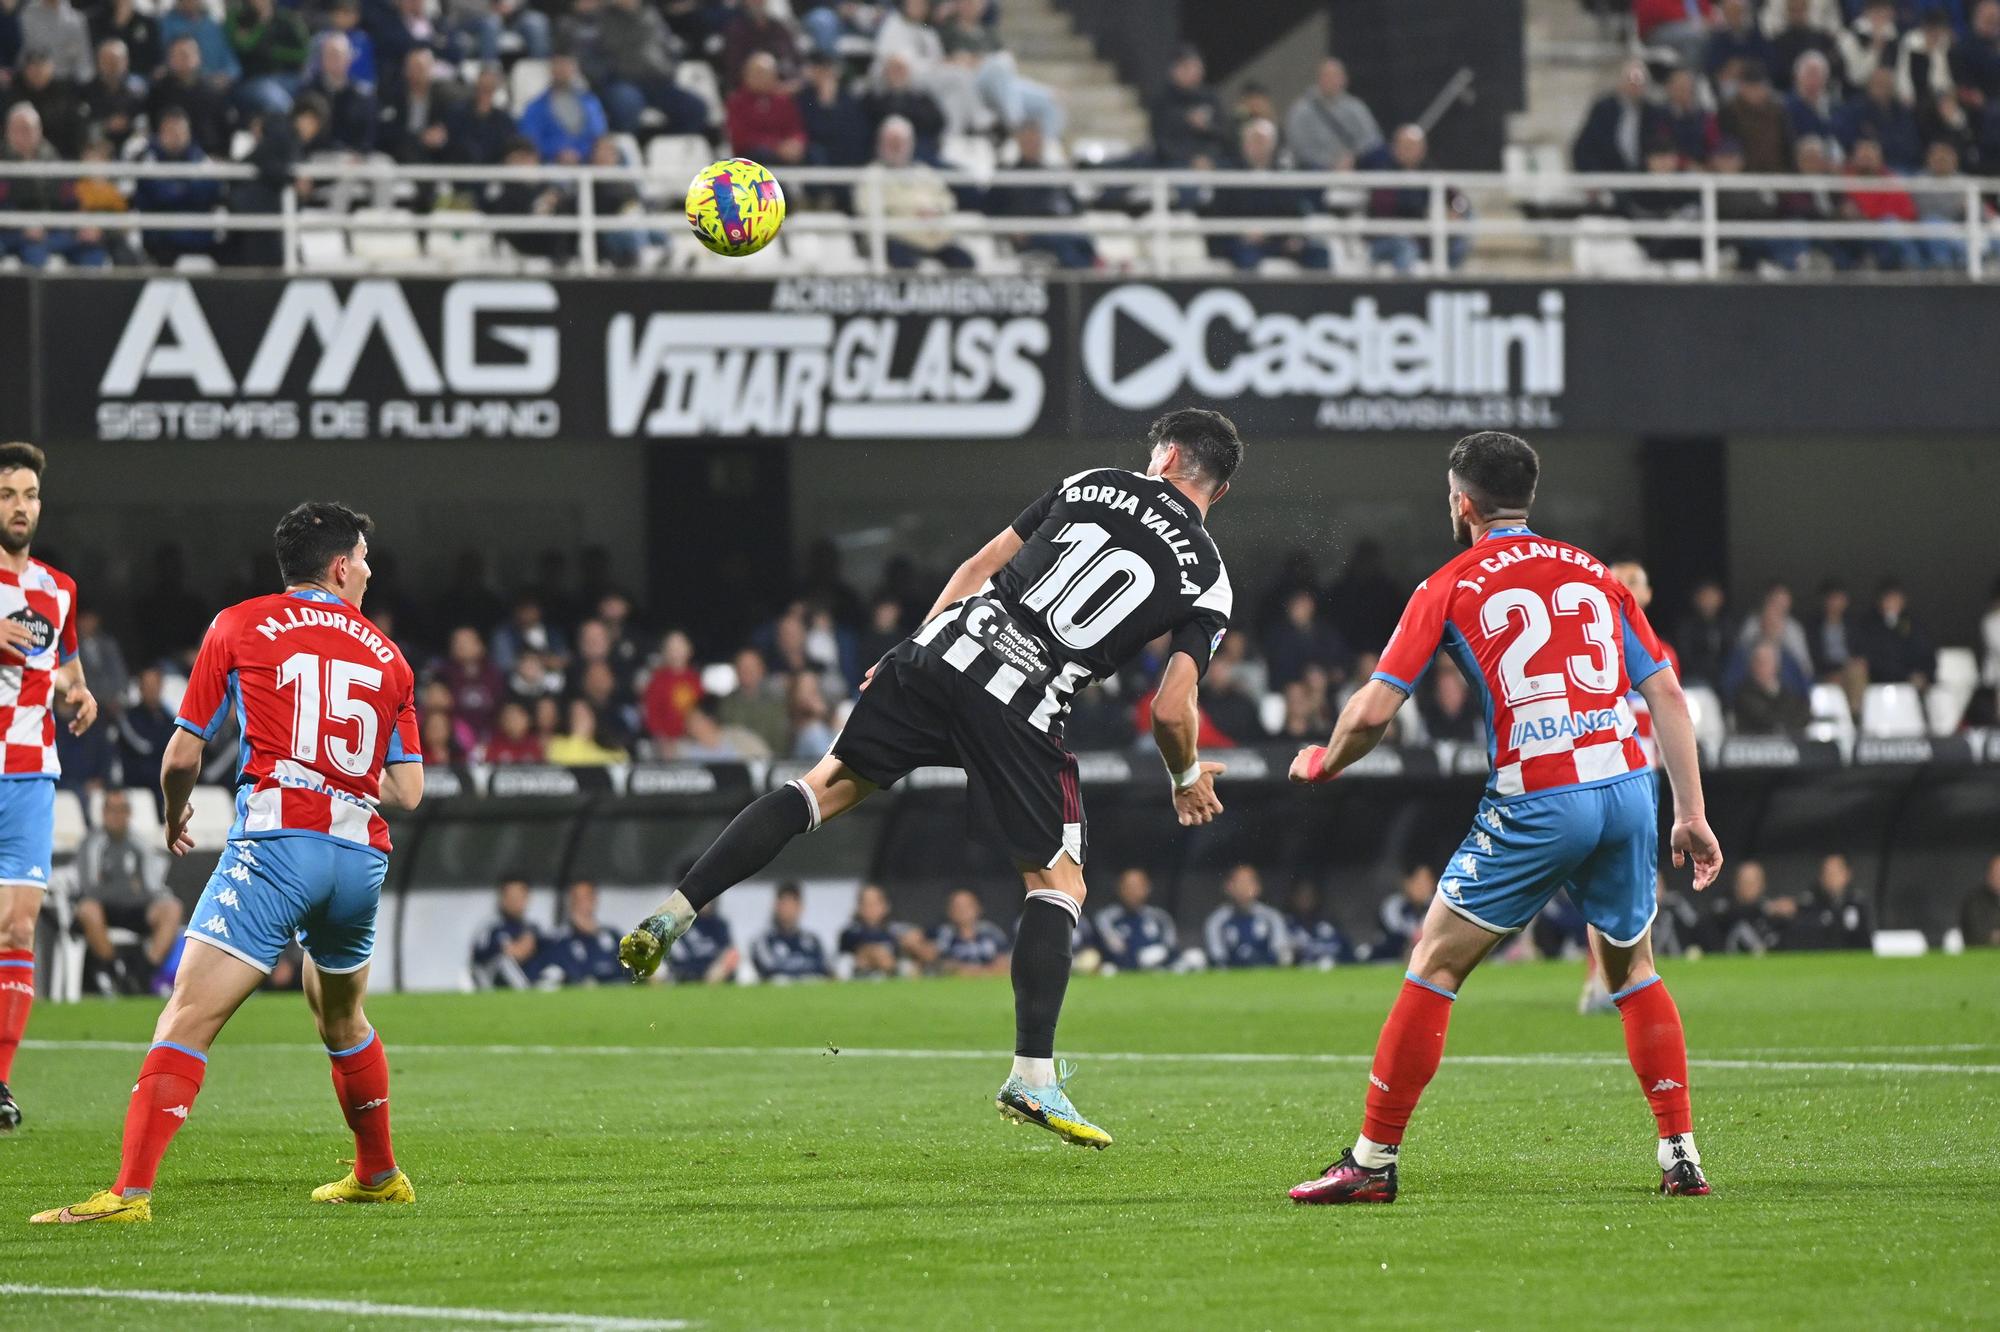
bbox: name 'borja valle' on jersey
[911,468,1233,740]
[175,588,422,854]
[1372,526,1671,800]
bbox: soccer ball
[685,158,786,257]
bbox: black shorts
[833,641,1085,869]
[88,897,162,934]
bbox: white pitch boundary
[0,1284,689,1330]
[23,1039,2000,1076]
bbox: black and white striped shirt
[912,468,1232,739]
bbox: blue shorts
[1436,771,1659,947]
[185,835,388,974]
[0,777,55,889]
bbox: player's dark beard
[0,517,34,555]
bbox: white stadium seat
[186,786,238,849]
[1682,682,1726,754]
[1858,683,1926,738]
[349,210,425,265]
[674,61,723,123]
[52,790,87,858]
[509,59,552,112]
[646,134,712,190]
[1935,646,1977,691]
[1926,684,1966,736]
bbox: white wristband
[1170,761,1204,791]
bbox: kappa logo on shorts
[224,864,251,884]
[26,866,43,880]
[1481,807,1505,834]
[1473,830,1494,855]
[215,887,242,908]
[1455,853,1479,881]
[1439,878,1463,903]
[200,914,231,938]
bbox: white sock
[1353,1135,1400,1170]
[659,891,696,934]
[1011,1056,1056,1087]
[1658,1132,1700,1170]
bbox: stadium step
[999,0,1152,153]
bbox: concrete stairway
[995,0,1150,151]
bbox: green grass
[3,953,1997,1330]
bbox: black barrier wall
[10,275,2000,445]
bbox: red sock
[1615,976,1693,1138]
[329,1031,396,1181]
[0,949,33,1081]
[1361,976,1456,1146]
[113,1043,207,1194]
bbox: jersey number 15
[277,651,382,778]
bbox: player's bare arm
[1152,651,1224,826]
[1290,678,1406,785]
[52,656,96,735]
[1637,667,1723,891]
[379,762,426,812]
[159,727,205,857]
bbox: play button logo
[1081,285,1192,410]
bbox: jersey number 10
[276,651,383,778]
[1478,582,1620,705]
[1022,522,1157,650]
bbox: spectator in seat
[81,39,145,154]
[1839,64,1923,171]
[134,107,223,265]
[112,667,173,799]
[1636,0,1715,73]
[642,629,702,744]
[1285,879,1349,969]
[379,47,460,211]
[1191,639,1264,745]
[668,901,740,983]
[1150,43,1229,166]
[1365,124,1469,272]
[1788,853,1873,950]
[1957,0,2000,103]
[75,790,183,995]
[1675,578,1730,686]
[1573,58,1659,175]
[1896,9,1957,118]
[444,0,551,65]
[932,888,1009,975]
[839,882,929,978]
[302,30,377,153]
[1092,868,1178,973]
[1768,0,1839,93]
[1719,63,1793,173]
[228,0,310,121]
[1286,56,1382,171]
[751,882,832,981]
[592,0,710,138]
[0,103,108,268]
[19,0,94,82]
[438,625,505,736]
[470,877,541,989]
[224,94,315,266]
[148,37,231,158]
[1706,0,1773,90]
[320,0,375,85]
[800,50,872,171]
[1623,135,1702,262]
[1204,116,1329,271]
[1838,0,1902,90]
[673,702,765,761]
[785,671,834,759]
[856,113,973,269]
[721,0,799,91]
[589,134,659,270]
[988,118,1095,269]
[517,51,606,163]
[90,0,160,81]
[1960,854,2000,948]
[1418,657,1484,745]
[1852,578,1935,687]
[544,880,624,984]
[1707,859,1788,953]
[546,697,628,765]
[481,134,577,260]
[6,48,88,158]
[860,52,946,161]
[1732,641,1810,736]
[1807,577,1859,683]
[478,699,546,764]
[1660,67,1717,164]
[727,49,807,166]
[1911,140,1979,271]
[160,0,239,84]
[1205,865,1291,968]
[1728,582,1813,696]
[1378,864,1432,958]
[798,0,882,57]
[1265,586,1348,690]
[1785,51,1842,150]
[716,645,789,754]
[1278,667,1333,743]
[1841,134,1920,270]
[445,64,517,166]
[373,0,445,103]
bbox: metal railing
[0,159,1991,279]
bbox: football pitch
[4,952,1996,1330]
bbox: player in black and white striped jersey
[619,408,1246,1151]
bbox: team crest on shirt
[4,607,54,655]
[1210,627,1227,656]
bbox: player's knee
[75,897,106,927]
[150,897,184,929]
[316,1009,370,1051]
[0,910,34,950]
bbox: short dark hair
[1447,431,1538,515]
[775,881,802,902]
[0,442,46,476]
[274,501,372,585]
[1147,407,1244,491]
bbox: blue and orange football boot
[996,1060,1112,1149]
[1289,1150,1398,1204]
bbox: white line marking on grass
[0,1284,689,1329]
[26,1039,2000,1076]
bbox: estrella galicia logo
[6,607,54,656]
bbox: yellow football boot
[30,1189,152,1224]
[995,1060,1113,1150]
[311,1168,415,1204]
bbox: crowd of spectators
[1579,0,2000,271]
